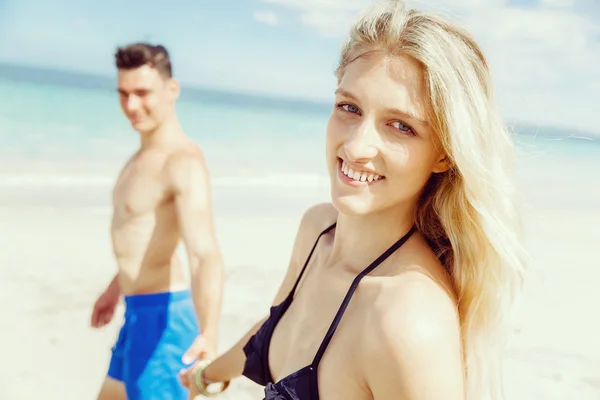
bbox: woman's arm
[180,202,337,394]
[179,316,266,398]
[200,316,267,382]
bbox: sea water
[1,73,598,215]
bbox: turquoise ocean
[1,64,599,215]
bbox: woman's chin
[330,192,376,217]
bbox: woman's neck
[328,203,416,272]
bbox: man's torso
[111,145,190,295]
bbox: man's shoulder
[163,141,209,191]
[165,140,206,168]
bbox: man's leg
[97,318,128,400]
[96,377,127,400]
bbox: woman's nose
[343,121,380,162]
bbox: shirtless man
[90,43,225,400]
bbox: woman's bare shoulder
[368,242,460,341]
[296,202,338,242]
[269,203,338,306]
[358,266,464,399]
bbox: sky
[0,0,599,133]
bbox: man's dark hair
[114,42,173,78]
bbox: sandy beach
[0,206,295,400]
[0,170,599,400]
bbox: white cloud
[455,6,600,132]
[254,10,280,26]
[258,0,600,133]
[263,0,368,12]
[539,0,575,8]
[262,0,368,36]
[261,0,507,36]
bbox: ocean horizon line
[0,61,330,116]
[1,61,599,141]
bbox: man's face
[117,65,179,133]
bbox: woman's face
[326,53,448,216]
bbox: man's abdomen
[116,258,187,295]
[112,210,187,295]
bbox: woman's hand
[180,359,230,399]
[179,362,202,399]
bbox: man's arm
[364,272,465,399]
[167,152,225,344]
[104,273,120,295]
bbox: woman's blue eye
[342,104,359,113]
[391,121,412,132]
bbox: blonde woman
[180,0,526,399]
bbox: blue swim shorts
[107,289,200,400]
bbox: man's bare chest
[112,159,170,218]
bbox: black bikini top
[242,222,416,399]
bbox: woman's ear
[432,154,451,174]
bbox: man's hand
[90,280,120,328]
[182,334,217,365]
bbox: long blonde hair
[335,1,528,399]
